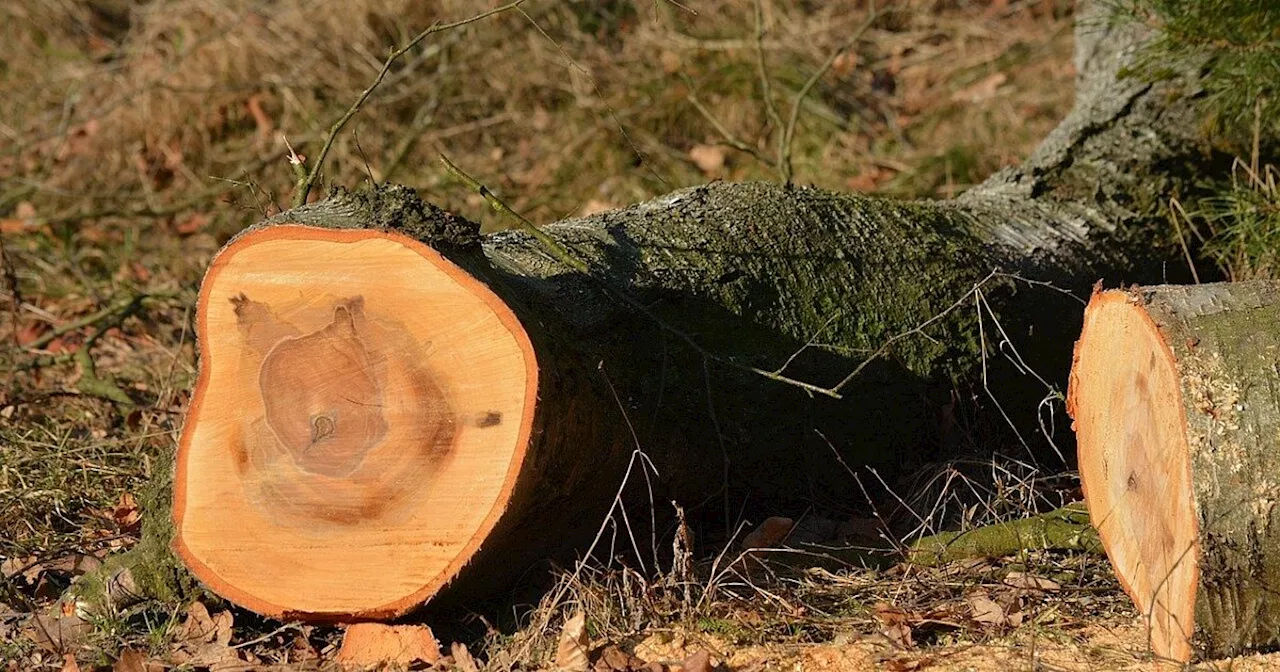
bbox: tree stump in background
[1069,281,1280,663]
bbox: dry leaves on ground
[170,601,252,671]
[556,611,590,671]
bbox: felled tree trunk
[1069,282,1280,663]
[78,3,1213,620]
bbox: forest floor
[0,0,1262,670]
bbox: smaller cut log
[1068,281,1280,663]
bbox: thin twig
[25,295,148,351]
[516,6,666,187]
[42,156,274,225]
[439,154,588,273]
[780,6,879,184]
[683,80,773,167]
[292,0,528,207]
[753,0,785,180]
[69,296,154,407]
[380,96,443,183]
[1168,197,1201,284]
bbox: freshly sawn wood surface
[176,226,537,619]
[1069,281,1280,663]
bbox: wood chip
[334,623,440,670]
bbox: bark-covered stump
[1068,281,1280,663]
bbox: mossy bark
[78,2,1215,615]
[72,454,216,615]
[908,503,1101,567]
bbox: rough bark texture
[1123,283,1280,661]
[1146,283,1280,660]
[77,2,1214,616]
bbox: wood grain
[173,225,537,620]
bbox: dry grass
[0,0,1089,669]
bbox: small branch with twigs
[290,0,528,208]
[697,3,880,183]
[752,0,786,180]
[20,291,177,406]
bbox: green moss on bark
[73,454,206,613]
[908,503,1102,567]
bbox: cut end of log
[1068,288,1198,663]
[173,225,537,620]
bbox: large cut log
[74,2,1213,620]
[1068,282,1280,663]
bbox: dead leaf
[660,50,682,74]
[15,202,36,220]
[113,649,165,672]
[14,323,45,347]
[453,641,479,672]
[0,219,36,234]
[171,603,246,671]
[108,493,142,534]
[832,51,859,78]
[873,603,914,649]
[179,601,218,644]
[1,555,41,584]
[681,649,712,672]
[741,516,794,550]
[23,611,92,653]
[845,166,894,193]
[56,121,99,161]
[173,213,211,236]
[211,609,233,647]
[593,644,643,672]
[532,106,552,132]
[46,553,103,578]
[967,591,1007,626]
[882,654,935,671]
[555,611,590,672]
[59,653,80,672]
[688,144,727,176]
[1003,571,1061,592]
[281,627,319,662]
[129,262,151,283]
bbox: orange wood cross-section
[1069,290,1199,663]
[173,225,538,620]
